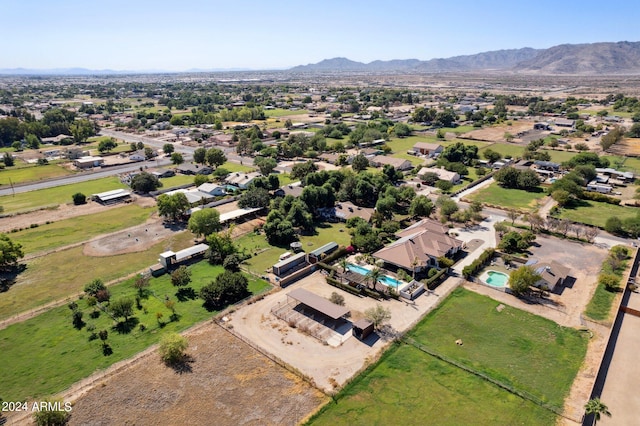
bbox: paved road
[0,159,172,196]
[0,130,255,196]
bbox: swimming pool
[347,263,371,276]
[347,263,403,288]
[484,270,509,287]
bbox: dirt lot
[607,136,640,156]
[228,271,461,392]
[66,322,326,426]
[463,121,534,142]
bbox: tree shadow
[113,317,139,334]
[176,287,197,302]
[168,354,194,374]
[0,264,27,292]
[102,343,113,356]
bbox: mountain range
[2,41,640,76]
[290,41,640,75]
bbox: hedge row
[424,268,448,289]
[325,276,382,300]
[462,248,495,279]
[581,191,621,205]
[322,246,349,264]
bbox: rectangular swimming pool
[347,263,403,288]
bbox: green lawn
[0,177,128,214]
[309,344,556,426]
[159,174,196,188]
[479,142,525,159]
[220,161,256,173]
[603,155,640,174]
[584,284,618,322]
[468,182,547,211]
[237,222,350,276]
[309,289,585,425]
[12,204,154,255]
[407,289,588,408]
[264,108,309,118]
[541,149,578,163]
[0,231,194,320]
[557,200,639,228]
[0,163,73,186]
[0,261,271,401]
[274,172,296,186]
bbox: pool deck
[478,269,510,288]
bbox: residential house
[176,163,213,175]
[225,171,262,189]
[274,184,304,198]
[534,160,560,171]
[526,259,570,292]
[412,142,443,157]
[372,219,463,275]
[129,151,146,162]
[417,167,461,184]
[320,201,374,223]
[197,183,226,197]
[370,155,413,171]
[74,156,104,169]
[554,118,575,128]
[149,168,175,179]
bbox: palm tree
[411,256,420,280]
[338,258,349,283]
[585,397,611,424]
[366,267,382,291]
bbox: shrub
[329,292,345,306]
[159,332,188,365]
[72,192,87,205]
[599,273,620,291]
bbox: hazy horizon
[3,0,640,71]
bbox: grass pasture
[584,283,618,321]
[0,163,73,186]
[0,177,128,214]
[264,108,309,118]
[309,289,586,425]
[0,261,271,401]
[478,142,525,159]
[11,204,154,254]
[557,200,638,228]
[0,231,194,320]
[468,182,547,211]
[237,222,350,275]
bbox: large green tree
[157,192,190,221]
[188,208,221,238]
[130,172,162,193]
[199,270,249,309]
[0,234,24,270]
[508,266,541,296]
[205,148,226,169]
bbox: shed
[308,242,339,264]
[92,189,131,205]
[287,288,349,320]
[272,252,308,277]
[352,318,374,340]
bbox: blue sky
[3,0,640,71]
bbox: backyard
[0,261,271,402]
[308,288,587,424]
[237,222,350,276]
[468,182,547,211]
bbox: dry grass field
[67,322,327,426]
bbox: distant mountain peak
[289,42,640,75]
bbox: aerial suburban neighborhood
[3,2,640,425]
